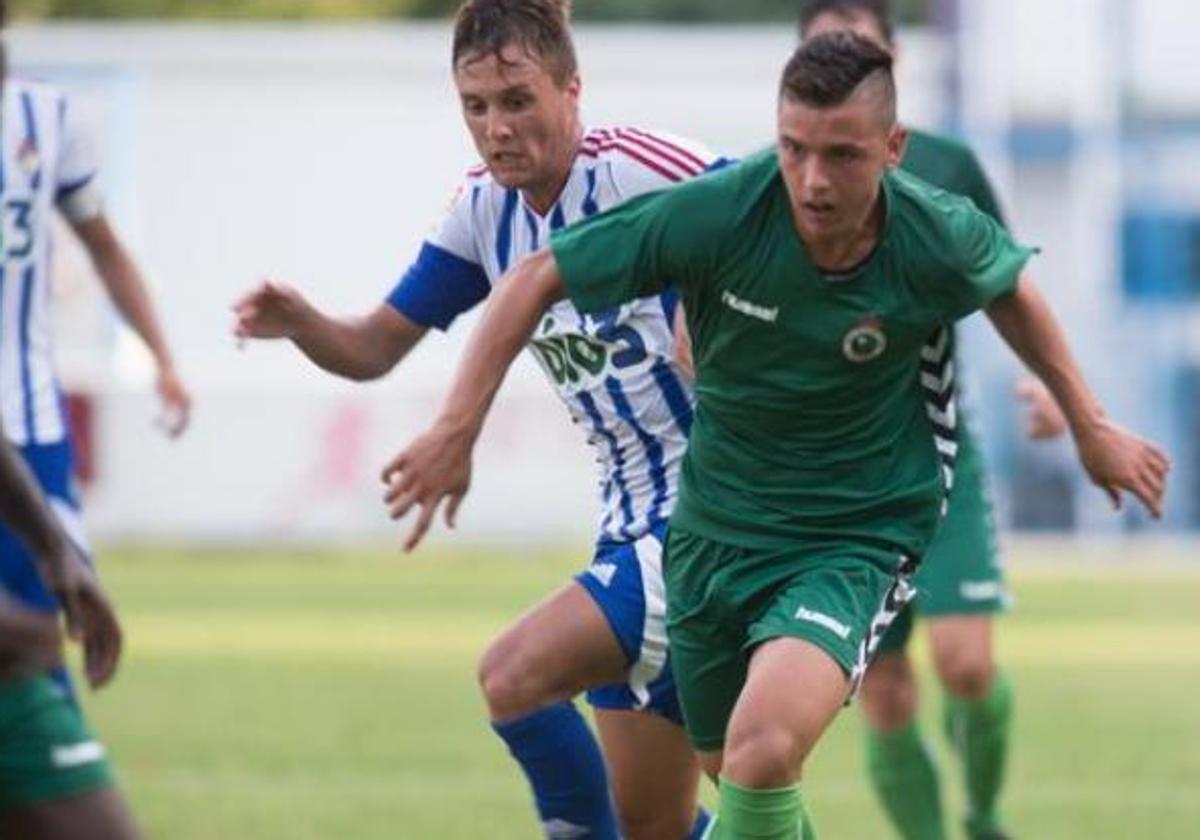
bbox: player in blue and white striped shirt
[233,2,725,838]
[0,6,191,696]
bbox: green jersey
[903,129,1005,226]
[550,149,1034,557]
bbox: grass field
[76,541,1200,839]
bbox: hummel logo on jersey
[544,819,592,839]
[721,291,778,323]
[587,562,618,588]
[794,606,851,639]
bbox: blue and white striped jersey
[1,79,102,447]
[389,126,723,543]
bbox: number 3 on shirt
[2,199,34,259]
[593,308,647,369]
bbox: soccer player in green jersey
[796,2,1023,837]
[380,32,1169,839]
[0,417,137,838]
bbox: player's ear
[885,123,908,170]
[564,72,582,103]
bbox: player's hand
[380,420,474,552]
[231,279,310,342]
[672,306,695,381]
[155,363,192,438]
[1074,418,1170,519]
[43,545,123,690]
[1015,377,1067,440]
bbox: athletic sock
[685,807,713,839]
[943,670,1013,838]
[707,777,810,839]
[865,722,947,840]
[492,702,619,839]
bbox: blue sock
[492,702,619,839]
[685,807,713,839]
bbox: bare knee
[933,643,994,699]
[722,722,805,788]
[860,653,918,732]
[477,637,547,720]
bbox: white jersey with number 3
[388,126,725,543]
[1,79,103,447]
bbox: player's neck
[802,188,885,273]
[521,171,571,216]
[520,127,584,216]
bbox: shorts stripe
[848,554,920,698]
[627,531,669,708]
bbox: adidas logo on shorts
[587,562,618,588]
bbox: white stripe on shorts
[627,530,669,708]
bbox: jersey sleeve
[54,96,103,222]
[935,198,1036,321]
[385,182,490,331]
[551,179,718,314]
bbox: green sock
[865,722,947,840]
[943,670,1013,838]
[706,777,814,840]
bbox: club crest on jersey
[842,315,887,363]
[17,141,40,176]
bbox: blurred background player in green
[0,414,138,838]
[380,31,1168,840]
[796,2,1043,837]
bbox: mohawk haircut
[797,0,895,46]
[779,31,896,122]
[452,0,578,86]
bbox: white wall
[11,17,1192,542]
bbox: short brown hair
[780,30,895,120]
[452,0,577,86]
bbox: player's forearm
[85,230,177,371]
[0,592,60,671]
[291,307,421,381]
[986,274,1105,439]
[434,251,565,442]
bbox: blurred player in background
[0,415,138,838]
[0,0,191,699]
[381,31,1167,839]
[233,1,724,837]
[795,3,1050,836]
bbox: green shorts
[0,674,113,810]
[664,528,916,751]
[878,424,1008,654]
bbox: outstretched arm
[232,281,427,381]
[72,214,192,436]
[380,250,565,550]
[986,274,1169,516]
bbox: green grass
[76,542,1200,838]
